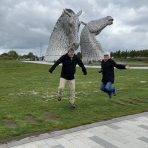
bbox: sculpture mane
[44,9,82,62]
[80,16,113,63]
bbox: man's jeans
[100,82,115,95]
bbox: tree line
[0,50,39,61]
[110,49,148,58]
[0,49,147,61]
[76,49,148,59]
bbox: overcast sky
[0,0,148,55]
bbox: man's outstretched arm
[49,56,63,73]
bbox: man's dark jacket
[101,59,126,84]
[49,54,87,80]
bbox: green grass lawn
[0,60,148,142]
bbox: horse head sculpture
[44,9,82,62]
[80,16,113,63]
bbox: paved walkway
[1,112,148,148]
[22,61,148,69]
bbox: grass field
[0,60,148,142]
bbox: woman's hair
[68,48,75,52]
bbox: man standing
[99,52,128,98]
[49,48,87,108]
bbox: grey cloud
[133,27,148,32]
[126,13,148,26]
[95,0,148,9]
[0,0,148,55]
[0,0,55,49]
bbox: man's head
[103,51,110,62]
[67,48,75,58]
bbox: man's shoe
[58,96,61,101]
[71,104,76,108]
[69,102,76,108]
